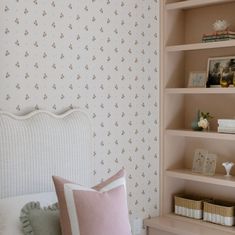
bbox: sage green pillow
[20,202,61,235]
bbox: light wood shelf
[166,40,235,52]
[165,169,235,187]
[166,129,235,141]
[165,88,235,94]
[144,214,235,235]
[166,0,235,11]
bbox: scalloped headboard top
[0,109,93,199]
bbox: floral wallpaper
[0,0,159,234]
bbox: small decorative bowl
[213,20,230,32]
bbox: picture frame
[202,154,217,176]
[187,71,207,88]
[192,149,208,173]
[207,56,235,88]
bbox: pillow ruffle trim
[20,202,58,235]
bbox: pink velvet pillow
[53,169,131,235]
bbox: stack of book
[202,30,235,43]
[218,119,235,134]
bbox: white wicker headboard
[0,109,93,199]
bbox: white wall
[0,0,159,234]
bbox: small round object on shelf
[213,19,230,32]
[220,78,229,88]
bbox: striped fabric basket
[174,194,207,219]
[203,200,235,226]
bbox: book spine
[202,31,235,43]
[202,38,234,43]
[218,119,235,125]
[218,126,235,129]
[202,38,235,43]
[203,35,235,40]
[218,128,235,134]
[203,30,235,37]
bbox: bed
[0,109,132,235]
[0,109,94,234]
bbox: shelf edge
[166,41,235,52]
[165,88,235,94]
[166,0,235,11]
[166,129,235,140]
[165,169,235,187]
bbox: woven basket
[203,200,235,226]
[174,194,208,219]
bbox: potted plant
[191,110,213,131]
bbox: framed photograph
[187,71,207,88]
[192,149,208,173]
[207,56,235,87]
[202,154,217,176]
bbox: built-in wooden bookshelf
[144,0,235,234]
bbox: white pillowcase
[0,192,57,235]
